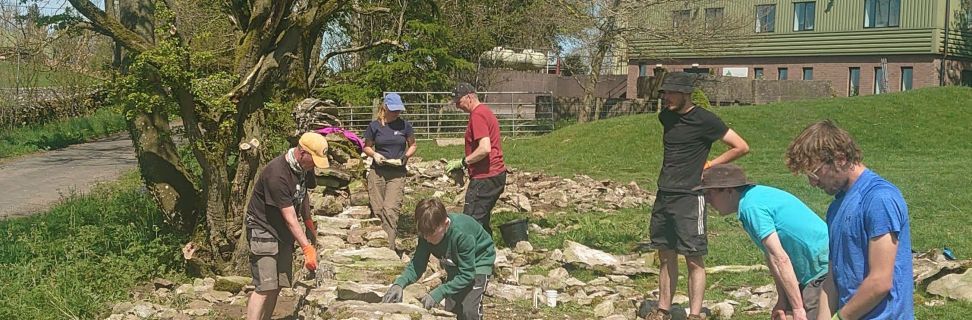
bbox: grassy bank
[0,173,187,319]
[418,86,972,319]
[0,107,127,159]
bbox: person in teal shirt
[381,198,496,320]
[697,164,829,320]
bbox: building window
[639,64,648,77]
[864,0,900,28]
[874,67,886,94]
[900,67,913,91]
[794,2,816,31]
[756,5,776,33]
[849,67,861,96]
[684,67,710,74]
[962,70,972,87]
[705,8,725,30]
[803,67,814,80]
[778,68,789,80]
[754,68,764,79]
[674,10,692,29]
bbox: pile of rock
[106,276,253,320]
[915,249,972,305]
[404,159,655,214]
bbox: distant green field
[419,86,972,319]
[0,61,96,88]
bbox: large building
[626,0,972,98]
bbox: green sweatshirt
[393,214,496,302]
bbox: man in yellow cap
[245,132,329,320]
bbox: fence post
[511,92,517,137]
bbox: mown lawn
[417,86,972,319]
[0,61,96,88]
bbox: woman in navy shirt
[364,93,416,252]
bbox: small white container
[544,289,558,308]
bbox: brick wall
[627,55,949,98]
[482,69,628,99]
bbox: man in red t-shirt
[448,82,507,235]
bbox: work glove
[420,293,437,309]
[301,244,318,271]
[373,153,387,165]
[704,160,713,170]
[445,158,466,172]
[381,284,403,303]
[831,309,844,320]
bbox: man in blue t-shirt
[697,163,828,320]
[786,120,913,320]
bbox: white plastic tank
[481,47,547,69]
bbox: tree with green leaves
[62,0,408,273]
[553,0,749,122]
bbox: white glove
[373,153,386,165]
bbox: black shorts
[649,191,708,256]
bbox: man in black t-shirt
[245,132,329,320]
[643,72,750,320]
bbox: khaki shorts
[248,228,294,292]
[801,273,826,320]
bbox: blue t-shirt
[364,118,413,168]
[826,169,913,319]
[738,185,829,286]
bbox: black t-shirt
[245,154,316,243]
[657,106,729,193]
[364,118,414,171]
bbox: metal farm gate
[330,91,555,140]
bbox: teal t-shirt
[738,185,829,285]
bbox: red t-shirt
[465,104,506,179]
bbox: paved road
[0,134,136,218]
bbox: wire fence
[331,91,556,140]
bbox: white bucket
[544,289,558,308]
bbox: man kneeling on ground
[698,164,829,320]
[381,198,496,320]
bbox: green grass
[0,172,188,319]
[418,86,972,319]
[0,61,96,87]
[0,107,127,158]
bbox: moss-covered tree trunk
[119,0,201,234]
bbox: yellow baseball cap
[298,132,330,169]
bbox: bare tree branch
[222,0,250,31]
[66,0,153,53]
[351,0,391,15]
[307,39,403,88]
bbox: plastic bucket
[499,218,529,247]
[544,289,558,307]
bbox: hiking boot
[644,309,672,320]
[687,314,707,320]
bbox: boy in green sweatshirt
[381,198,496,320]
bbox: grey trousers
[443,274,489,320]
